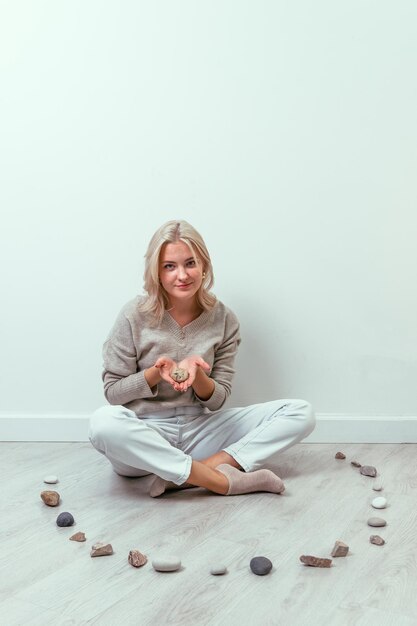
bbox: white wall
[1,1,416,422]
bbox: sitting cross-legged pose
[89,219,315,497]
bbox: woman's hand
[154,356,179,387]
[174,355,211,392]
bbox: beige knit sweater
[102,295,241,416]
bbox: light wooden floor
[1,442,417,626]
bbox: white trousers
[88,399,315,485]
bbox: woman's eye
[187,260,196,267]
[164,264,175,270]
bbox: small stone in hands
[170,367,189,383]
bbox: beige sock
[149,476,195,498]
[215,464,285,495]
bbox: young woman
[89,220,315,497]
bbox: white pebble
[372,482,383,491]
[210,564,228,575]
[43,475,58,484]
[371,496,387,509]
[152,555,181,572]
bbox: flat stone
[56,512,74,527]
[40,490,60,507]
[91,542,114,557]
[372,482,383,491]
[371,496,387,509]
[128,550,148,568]
[210,564,228,575]
[360,465,377,477]
[300,555,332,568]
[152,556,181,572]
[69,532,86,542]
[351,460,362,468]
[170,367,189,383]
[370,535,385,546]
[43,475,58,484]
[250,556,273,576]
[331,540,349,557]
[367,517,387,527]
[335,452,346,459]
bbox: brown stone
[350,460,362,468]
[360,465,377,477]
[40,490,60,507]
[370,535,385,546]
[69,532,86,542]
[335,452,346,459]
[128,550,148,568]
[170,367,189,382]
[300,555,332,568]
[90,542,113,557]
[331,540,349,557]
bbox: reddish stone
[40,490,60,507]
[331,540,349,557]
[300,555,332,568]
[370,535,385,546]
[360,465,377,477]
[128,550,148,568]
[69,532,86,542]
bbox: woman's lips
[176,283,192,288]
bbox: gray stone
[91,542,113,557]
[56,512,74,527]
[40,490,60,507]
[128,550,148,568]
[250,556,273,576]
[371,496,387,509]
[170,368,189,382]
[351,460,362,468]
[43,475,58,484]
[367,517,387,527]
[360,465,377,477]
[370,535,385,546]
[210,564,227,575]
[152,556,181,572]
[335,452,346,459]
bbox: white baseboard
[304,414,417,443]
[0,413,416,443]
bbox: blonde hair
[139,220,217,324]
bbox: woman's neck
[167,298,202,323]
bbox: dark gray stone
[56,512,75,527]
[250,556,273,576]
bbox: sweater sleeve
[196,309,241,411]
[102,309,157,405]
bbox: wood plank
[1,442,416,625]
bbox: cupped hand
[154,356,178,387]
[173,355,211,392]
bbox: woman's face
[159,241,204,307]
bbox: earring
[202,272,206,278]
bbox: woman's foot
[215,464,285,495]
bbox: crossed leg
[149,451,284,498]
[149,451,240,497]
